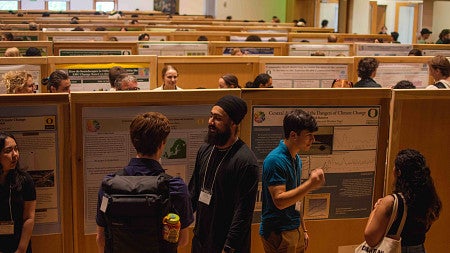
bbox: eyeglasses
[123,87,140,90]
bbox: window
[0,1,19,11]
[94,0,116,12]
[46,1,69,11]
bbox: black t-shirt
[0,169,36,253]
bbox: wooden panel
[387,90,450,252]
[241,88,391,252]
[157,56,260,89]
[209,42,286,56]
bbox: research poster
[59,49,133,56]
[56,63,150,91]
[251,106,380,220]
[422,49,450,57]
[355,43,412,56]
[265,63,348,88]
[289,44,350,56]
[0,106,61,234]
[375,62,429,88]
[82,105,211,234]
[0,65,41,94]
[138,42,208,56]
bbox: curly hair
[2,70,33,94]
[357,57,379,79]
[394,149,442,228]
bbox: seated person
[393,80,415,89]
[245,73,273,88]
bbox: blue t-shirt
[260,140,302,237]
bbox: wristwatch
[224,245,236,253]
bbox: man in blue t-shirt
[260,109,325,253]
[96,112,194,253]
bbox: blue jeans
[402,244,425,253]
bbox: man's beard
[205,124,232,146]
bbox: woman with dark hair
[42,70,71,93]
[354,57,381,87]
[245,73,272,88]
[218,74,240,88]
[0,132,36,253]
[364,149,441,253]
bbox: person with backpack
[96,112,194,253]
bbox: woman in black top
[364,149,441,253]
[0,132,36,253]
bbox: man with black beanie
[189,95,259,253]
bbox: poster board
[0,94,72,253]
[230,32,288,42]
[288,32,331,43]
[386,90,450,253]
[53,42,138,56]
[47,55,157,91]
[156,56,260,89]
[70,89,241,253]
[209,42,286,56]
[138,41,209,56]
[0,41,52,56]
[170,31,230,41]
[0,57,47,93]
[241,88,391,253]
[352,56,432,88]
[259,56,354,88]
[354,43,413,56]
[413,44,450,56]
[288,43,352,56]
[43,31,106,42]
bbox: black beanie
[215,95,247,124]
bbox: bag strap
[393,193,408,237]
[383,194,399,237]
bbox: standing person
[245,73,273,88]
[0,132,36,253]
[363,149,441,253]
[154,65,183,90]
[43,70,71,93]
[114,73,140,91]
[189,95,259,253]
[260,109,325,253]
[426,55,450,89]
[218,74,240,88]
[2,71,35,94]
[96,112,194,252]
[354,57,382,88]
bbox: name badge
[0,221,14,235]
[199,190,212,205]
[100,196,109,213]
[295,201,302,212]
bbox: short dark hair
[408,49,422,56]
[283,109,318,139]
[24,47,42,56]
[391,31,399,41]
[357,57,379,79]
[393,80,415,89]
[245,35,262,42]
[130,112,171,155]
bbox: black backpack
[101,169,177,253]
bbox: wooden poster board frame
[0,94,72,253]
[241,88,391,252]
[386,90,450,252]
[70,89,241,253]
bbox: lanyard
[8,186,13,221]
[201,143,235,193]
